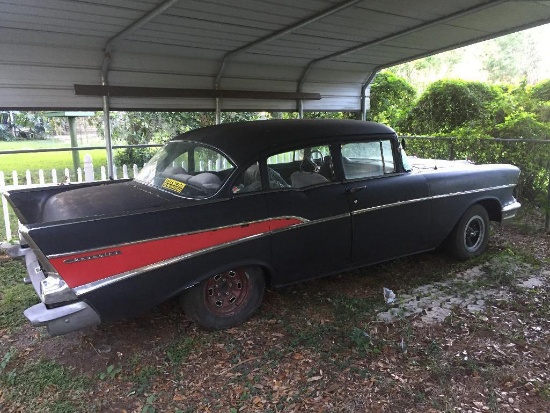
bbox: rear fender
[182,259,276,293]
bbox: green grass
[0,228,546,412]
[0,139,137,241]
[0,139,113,184]
[0,204,19,241]
[0,260,38,331]
[0,357,91,412]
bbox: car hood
[410,157,475,170]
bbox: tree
[92,111,264,166]
[390,49,465,92]
[479,32,540,84]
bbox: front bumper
[502,200,521,220]
[18,247,101,336]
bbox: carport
[1,0,550,175]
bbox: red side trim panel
[49,218,302,288]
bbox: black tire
[181,266,265,330]
[447,204,489,261]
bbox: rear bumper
[18,247,101,336]
[502,201,521,220]
[24,301,101,337]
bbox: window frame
[339,138,399,181]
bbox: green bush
[531,79,550,101]
[114,147,155,168]
[495,112,550,139]
[369,71,416,128]
[401,79,499,134]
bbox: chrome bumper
[16,247,101,336]
[24,301,101,337]
[502,201,521,220]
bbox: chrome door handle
[348,186,367,194]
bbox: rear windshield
[135,141,235,198]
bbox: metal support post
[100,50,115,180]
[102,96,114,179]
[68,117,80,175]
[449,139,456,160]
[546,160,550,232]
[361,72,377,121]
[215,97,222,125]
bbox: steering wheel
[300,150,324,172]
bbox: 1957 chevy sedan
[4,119,521,336]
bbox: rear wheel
[181,266,265,330]
[447,204,489,260]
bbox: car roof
[172,119,396,165]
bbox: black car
[4,119,521,336]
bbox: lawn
[0,213,549,412]
[0,139,132,241]
[0,139,108,184]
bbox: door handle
[348,186,367,194]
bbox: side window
[268,145,333,189]
[232,163,263,194]
[341,140,395,180]
[171,152,188,172]
[192,146,231,173]
[267,149,304,165]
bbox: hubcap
[204,269,250,316]
[464,215,485,252]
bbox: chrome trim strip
[71,184,516,295]
[75,213,351,295]
[271,212,350,235]
[351,184,515,216]
[430,184,515,200]
[47,215,309,260]
[73,232,268,296]
[20,226,59,276]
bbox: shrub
[401,79,498,134]
[369,71,416,128]
[531,79,550,101]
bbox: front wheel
[447,204,489,261]
[181,266,265,330]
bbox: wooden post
[0,171,12,241]
[83,154,94,182]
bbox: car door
[340,139,432,265]
[264,144,352,286]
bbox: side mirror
[401,138,407,150]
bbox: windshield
[401,147,412,172]
[135,141,235,198]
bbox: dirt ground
[0,218,549,412]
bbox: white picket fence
[0,154,140,241]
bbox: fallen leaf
[307,376,322,382]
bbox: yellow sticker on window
[162,178,186,193]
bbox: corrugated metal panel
[0,0,549,111]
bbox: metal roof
[1,0,550,112]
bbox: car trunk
[4,180,175,225]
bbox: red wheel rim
[204,269,251,316]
